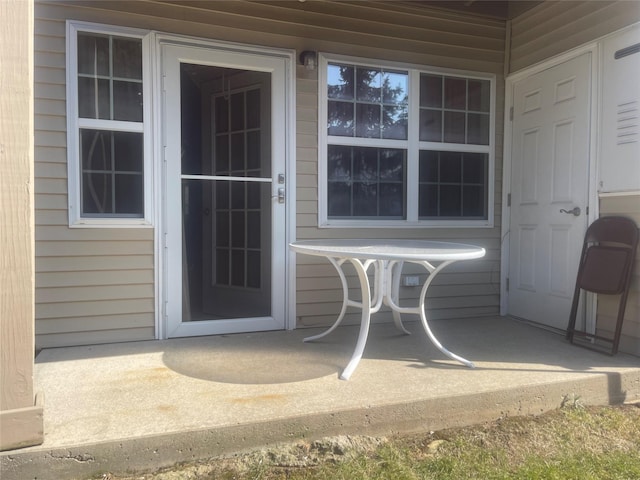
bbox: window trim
[318,53,495,228]
[66,21,153,227]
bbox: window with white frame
[319,55,494,227]
[67,22,151,226]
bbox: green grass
[100,403,640,480]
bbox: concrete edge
[1,369,638,480]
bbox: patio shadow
[161,329,355,384]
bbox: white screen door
[162,43,288,337]
[508,52,591,330]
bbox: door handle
[560,206,581,216]
[273,187,285,204]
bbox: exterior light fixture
[299,50,317,70]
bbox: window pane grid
[327,146,406,219]
[77,33,143,122]
[213,88,261,176]
[419,74,490,146]
[418,150,487,219]
[215,187,262,290]
[80,129,144,217]
[71,27,147,224]
[322,58,493,225]
[213,86,262,289]
[328,63,408,140]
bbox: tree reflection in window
[328,146,405,218]
[328,63,408,140]
[323,58,492,223]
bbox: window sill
[69,218,154,229]
[319,219,494,229]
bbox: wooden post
[0,0,44,451]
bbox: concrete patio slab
[1,316,639,480]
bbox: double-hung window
[67,22,151,226]
[319,54,495,227]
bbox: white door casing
[506,52,592,330]
[161,41,291,338]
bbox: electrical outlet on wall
[402,275,420,287]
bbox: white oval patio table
[290,239,486,380]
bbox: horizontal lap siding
[295,235,501,328]
[597,196,640,356]
[509,1,640,73]
[290,2,504,328]
[36,0,505,342]
[299,64,503,326]
[40,1,505,71]
[34,12,154,348]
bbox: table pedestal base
[304,257,475,380]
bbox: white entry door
[508,52,592,330]
[162,42,289,338]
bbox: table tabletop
[290,239,485,262]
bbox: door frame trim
[500,42,600,332]
[152,32,296,339]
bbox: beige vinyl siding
[34,12,154,348]
[295,235,500,329]
[38,1,505,72]
[296,92,503,327]
[290,4,504,328]
[597,195,640,356]
[509,1,640,73]
[35,0,505,343]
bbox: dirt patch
[97,403,640,480]
[101,435,387,480]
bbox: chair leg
[611,290,632,355]
[566,285,582,342]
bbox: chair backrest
[577,216,639,295]
[584,216,639,247]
